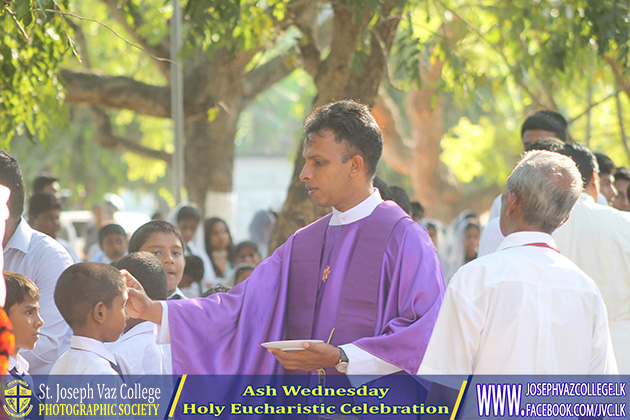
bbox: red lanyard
[523,242,560,254]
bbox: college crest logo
[3,379,33,418]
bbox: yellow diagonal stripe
[168,374,188,418]
[450,380,468,420]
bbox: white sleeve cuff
[340,343,401,387]
[155,301,171,344]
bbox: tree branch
[240,46,300,108]
[431,0,549,109]
[288,1,323,77]
[99,0,171,79]
[615,89,630,165]
[90,107,172,163]
[62,69,173,117]
[568,92,616,124]
[62,14,93,68]
[34,8,175,67]
[62,68,210,120]
[373,89,412,174]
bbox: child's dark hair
[176,206,201,224]
[128,221,184,253]
[111,252,168,300]
[183,255,204,282]
[233,241,260,264]
[4,271,39,311]
[54,263,126,329]
[201,284,232,297]
[204,217,233,276]
[28,193,61,220]
[98,223,127,245]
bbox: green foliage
[386,0,630,190]
[0,0,74,146]
[441,117,521,186]
[183,0,286,58]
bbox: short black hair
[525,138,595,187]
[128,221,184,253]
[54,263,126,329]
[373,176,393,200]
[176,206,201,224]
[615,167,630,183]
[521,110,568,141]
[32,175,58,195]
[524,137,566,153]
[98,223,127,245]
[389,186,411,215]
[4,271,39,312]
[28,193,61,221]
[558,143,598,188]
[594,153,616,175]
[111,252,167,300]
[410,201,424,219]
[304,100,383,177]
[0,150,25,219]
[183,255,204,282]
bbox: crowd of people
[0,100,629,414]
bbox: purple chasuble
[167,201,445,375]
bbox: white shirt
[4,218,73,374]
[109,322,165,375]
[158,189,401,380]
[167,287,187,300]
[51,336,120,375]
[57,237,81,263]
[419,231,618,376]
[553,193,630,373]
[8,353,30,376]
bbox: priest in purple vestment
[125,100,445,379]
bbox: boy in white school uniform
[51,263,127,376]
[110,252,167,375]
[4,271,44,420]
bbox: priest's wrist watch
[335,348,349,373]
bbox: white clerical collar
[497,231,556,252]
[330,189,383,226]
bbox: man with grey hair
[419,150,617,376]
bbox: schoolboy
[4,271,44,419]
[110,252,168,375]
[4,271,44,377]
[51,263,127,375]
[128,221,186,300]
[91,224,128,264]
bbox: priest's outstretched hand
[121,269,164,325]
[268,342,341,372]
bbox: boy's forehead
[17,294,39,307]
[105,233,127,240]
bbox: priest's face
[300,130,356,211]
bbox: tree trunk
[270,0,404,249]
